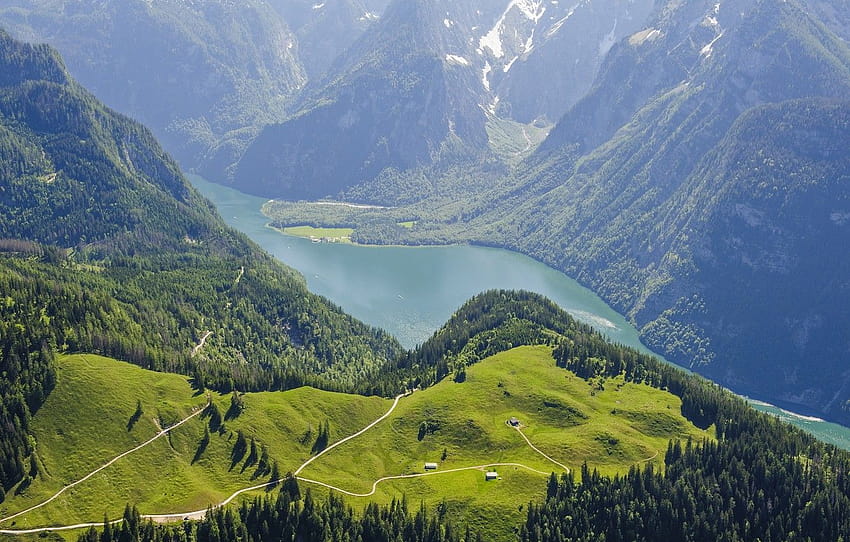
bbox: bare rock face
[266,0,392,80]
[484,0,658,124]
[231,0,658,199]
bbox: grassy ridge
[2,348,710,541]
[301,346,710,539]
[1,355,388,529]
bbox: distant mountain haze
[0,0,662,199]
[0,0,307,180]
[233,0,658,199]
[266,0,392,80]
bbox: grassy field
[0,355,387,531]
[300,346,710,539]
[0,348,711,541]
[278,225,354,242]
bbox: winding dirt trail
[297,462,549,498]
[514,127,534,157]
[635,449,660,465]
[513,426,570,474]
[291,417,571,499]
[0,390,579,535]
[0,392,407,534]
[233,266,244,286]
[143,391,410,522]
[0,519,125,535]
[191,331,213,357]
[0,400,208,530]
[294,393,408,476]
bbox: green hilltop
[0,346,710,542]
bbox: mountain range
[461,0,850,420]
[2,0,850,423]
[253,0,850,422]
[3,4,850,540]
[233,0,659,198]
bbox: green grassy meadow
[485,117,551,166]
[0,355,387,530]
[279,225,354,242]
[298,346,710,539]
[0,348,711,541]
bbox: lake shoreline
[189,174,850,448]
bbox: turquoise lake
[190,175,850,450]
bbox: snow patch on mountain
[515,0,547,22]
[525,27,537,53]
[629,28,661,46]
[479,0,547,58]
[700,31,723,58]
[700,3,724,59]
[446,54,470,66]
[482,61,492,91]
[547,7,576,38]
[488,96,501,115]
[480,22,505,58]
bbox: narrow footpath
[0,400,208,532]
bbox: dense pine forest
[79,488,474,542]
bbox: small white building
[485,471,498,481]
[424,462,438,470]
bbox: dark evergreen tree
[311,420,330,454]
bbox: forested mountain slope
[0,29,401,493]
[460,0,850,421]
[0,0,306,179]
[23,289,850,541]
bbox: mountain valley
[261,0,850,424]
[2,0,850,540]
